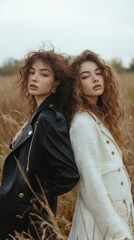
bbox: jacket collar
[88,111,120,150]
[30,94,57,124]
[12,94,57,151]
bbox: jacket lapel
[12,123,33,151]
[11,94,56,151]
[88,112,120,149]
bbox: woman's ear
[51,80,60,94]
[54,80,60,87]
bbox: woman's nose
[92,75,99,83]
[31,73,38,81]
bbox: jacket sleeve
[40,118,79,196]
[70,115,133,240]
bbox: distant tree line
[0,58,23,76]
[109,58,134,73]
[0,57,134,75]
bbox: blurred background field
[0,66,134,238]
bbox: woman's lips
[29,84,38,90]
[93,84,102,90]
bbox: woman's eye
[96,72,102,75]
[81,75,89,80]
[41,74,48,77]
[29,71,34,75]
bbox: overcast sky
[0,0,134,67]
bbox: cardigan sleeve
[70,114,133,240]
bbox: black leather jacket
[0,95,79,238]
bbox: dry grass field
[0,72,134,239]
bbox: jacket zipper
[26,120,38,172]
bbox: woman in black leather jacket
[0,49,79,239]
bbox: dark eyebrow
[95,67,102,72]
[30,67,52,73]
[79,71,90,76]
[79,67,101,76]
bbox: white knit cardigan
[68,112,134,240]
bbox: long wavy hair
[16,47,71,115]
[68,50,124,148]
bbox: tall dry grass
[0,72,134,239]
[118,72,134,198]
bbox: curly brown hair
[16,47,71,115]
[68,50,124,148]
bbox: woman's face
[79,61,105,104]
[28,60,59,107]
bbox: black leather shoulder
[38,104,67,124]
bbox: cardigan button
[121,181,124,186]
[18,192,24,198]
[118,168,121,172]
[111,151,115,155]
[106,140,110,144]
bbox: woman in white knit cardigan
[68,50,134,240]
